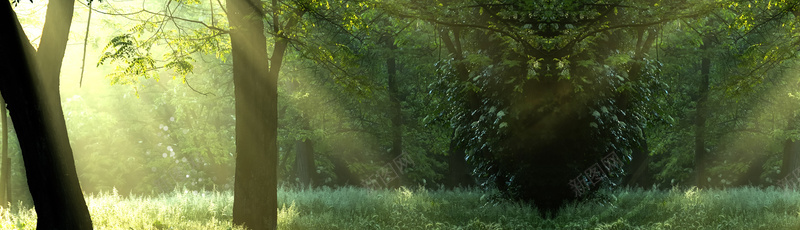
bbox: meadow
[0,186,799,229]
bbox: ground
[0,186,798,229]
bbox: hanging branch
[79,0,92,87]
[184,75,215,96]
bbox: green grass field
[1,186,799,229]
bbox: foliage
[63,56,236,194]
[15,0,800,219]
[2,187,800,229]
[88,0,456,191]
[94,0,229,94]
[644,1,800,189]
[405,0,683,213]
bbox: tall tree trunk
[622,135,652,187]
[620,28,656,188]
[227,0,308,228]
[780,115,800,180]
[444,130,474,188]
[439,28,477,189]
[0,95,8,207]
[781,139,800,179]
[37,0,75,91]
[694,36,712,188]
[385,36,404,170]
[294,137,316,187]
[227,0,276,229]
[740,152,769,187]
[0,1,92,229]
[286,78,317,188]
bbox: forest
[3,0,800,229]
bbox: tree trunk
[781,115,800,180]
[294,138,316,187]
[620,28,656,188]
[37,0,75,91]
[0,95,8,207]
[330,156,360,186]
[385,36,405,178]
[739,152,769,187]
[443,130,475,188]
[781,139,800,178]
[286,77,317,188]
[439,28,478,189]
[694,36,712,188]
[227,0,277,229]
[0,1,92,229]
[2,155,8,207]
[622,135,652,188]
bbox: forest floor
[0,186,798,229]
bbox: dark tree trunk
[386,36,403,158]
[0,1,92,229]
[439,28,478,189]
[0,96,8,207]
[694,36,712,188]
[294,137,316,187]
[620,28,656,188]
[330,156,360,186]
[739,153,769,187]
[781,139,800,178]
[443,131,475,188]
[622,136,653,188]
[286,77,317,188]
[384,35,406,186]
[781,116,800,180]
[278,138,293,181]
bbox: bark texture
[694,35,712,188]
[294,137,316,187]
[227,0,278,229]
[0,1,92,229]
[0,96,9,207]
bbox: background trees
[9,0,800,226]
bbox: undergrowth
[0,186,798,229]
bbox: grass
[0,186,799,229]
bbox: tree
[384,35,403,170]
[283,74,319,188]
[619,27,658,188]
[640,1,800,189]
[693,34,713,188]
[93,0,368,227]
[727,0,800,184]
[37,0,75,92]
[0,95,9,207]
[0,0,92,228]
[379,0,718,214]
[225,0,280,228]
